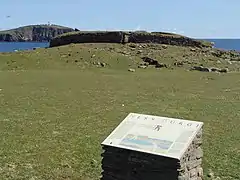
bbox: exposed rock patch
[141,57,168,69]
[209,49,240,61]
[191,66,211,72]
[174,61,184,67]
[191,66,229,73]
[93,62,107,67]
[142,57,159,66]
[138,65,147,69]
[128,68,136,72]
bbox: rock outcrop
[141,56,168,68]
[190,66,229,73]
[49,31,213,48]
[0,25,75,42]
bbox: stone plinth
[101,113,204,180]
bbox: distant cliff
[0,25,75,42]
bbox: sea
[0,39,240,52]
[0,42,49,53]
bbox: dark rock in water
[33,47,41,50]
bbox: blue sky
[0,0,239,38]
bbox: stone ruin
[49,31,212,48]
[101,113,204,180]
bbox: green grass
[0,43,239,180]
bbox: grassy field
[0,43,240,180]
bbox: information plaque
[101,113,203,159]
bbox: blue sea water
[204,39,240,51]
[0,42,49,52]
[0,39,239,52]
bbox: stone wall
[178,128,204,180]
[49,31,212,48]
[101,146,179,180]
[127,32,206,47]
[49,31,124,47]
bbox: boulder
[128,68,136,72]
[190,48,196,52]
[129,44,136,48]
[174,61,184,67]
[191,66,211,72]
[162,44,168,49]
[210,50,224,58]
[139,62,149,66]
[138,65,147,69]
[141,57,159,66]
[218,68,228,73]
[210,67,221,72]
[93,62,101,66]
[155,63,168,68]
[211,67,228,73]
[100,62,106,67]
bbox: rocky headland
[0,24,75,42]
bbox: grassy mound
[0,43,239,180]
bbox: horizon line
[1,24,240,39]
